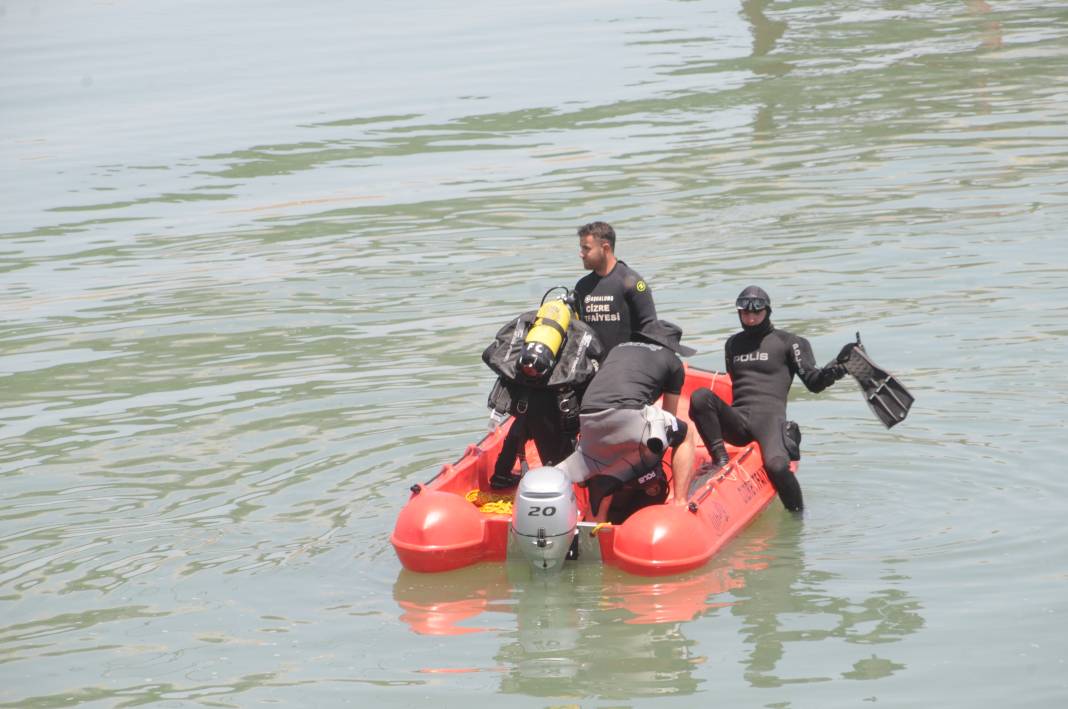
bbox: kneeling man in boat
[556,320,698,523]
[688,286,856,512]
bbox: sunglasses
[736,296,768,312]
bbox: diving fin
[842,332,914,429]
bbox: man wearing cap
[557,319,698,523]
[688,286,855,512]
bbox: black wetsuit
[689,319,841,511]
[581,341,684,413]
[495,386,577,473]
[574,261,657,353]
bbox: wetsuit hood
[736,285,773,335]
[739,313,774,336]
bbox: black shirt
[725,324,838,414]
[580,341,685,412]
[574,261,657,353]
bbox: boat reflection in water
[394,509,924,697]
[394,564,513,637]
[393,514,779,697]
[394,511,776,628]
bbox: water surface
[2,1,1067,707]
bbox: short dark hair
[577,221,616,250]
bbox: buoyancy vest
[482,310,604,390]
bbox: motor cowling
[510,466,579,571]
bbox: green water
[3,1,1067,706]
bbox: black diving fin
[842,332,914,429]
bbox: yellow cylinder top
[524,299,571,355]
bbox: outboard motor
[510,466,579,572]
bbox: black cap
[634,320,696,356]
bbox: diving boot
[490,471,522,490]
[688,441,730,497]
[489,455,528,490]
[708,440,729,471]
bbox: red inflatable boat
[391,365,793,577]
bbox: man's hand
[836,341,859,364]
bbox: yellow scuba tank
[518,298,573,381]
[528,299,571,355]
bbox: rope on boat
[465,489,514,515]
[590,522,612,536]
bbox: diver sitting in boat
[482,289,604,489]
[556,320,698,524]
[688,286,856,512]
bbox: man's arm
[572,275,592,321]
[789,334,843,393]
[661,392,680,416]
[625,278,657,332]
[723,332,738,375]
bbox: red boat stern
[391,490,488,573]
[611,504,716,576]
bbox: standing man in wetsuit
[557,320,698,523]
[573,222,658,353]
[688,286,856,512]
